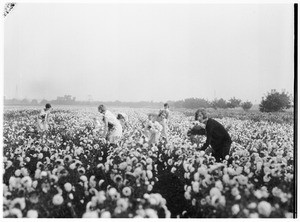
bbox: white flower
[108,187,118,197]
[145,209,158,218]
[210,187,221,197]
[83,211,99,218]
[263,174,271,182]
[237,175,248,185]
[219,195,226,207]
[100,211,111,218]
[14,169,21,177]
[52,194,64,205]
[222,174,230,184]
[248,202,257,209]
[285,212,293,218]
[249,213,259,218]
[40,171,47,177]
[198,166,207,176]
[32,180,38,188]
[27,209,38,218]
[215,180,223,191]
[146,170,153,179]
[11,197,26,210]
[80,175,88,182]
[147,184,153,192]
[231,187,239,197]
[117,198,129,211]
[194,172,200,181]
[184,191,191,200]
[231,204,240,215]
[192,181,200,193]
[64,183,72,192]
[9,208,22,218]
[257,201,272,217]
[21,176,32,188]
[254,190,263,199]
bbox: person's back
[104,110,119,126]
[97,105,122,144]
[191,109,232,162]
[206,118,231,147]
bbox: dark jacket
[200,118,231,151]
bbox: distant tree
[31,99,38,105]
[211,99,218,110]
[211,98,228,109]
[227,97,242,108]
[40,99,49,105]
[259,89,291,112]
[21,98,30,105]
[241,101,253,111]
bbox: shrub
[241,102,253,111]
[259,90,291,112]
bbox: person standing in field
[158,103,170,142]
[190,109,232,162]
[144,113,163,145]
[97,105,123,144]
[36,103,52,132]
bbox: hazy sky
[4,3,294,103]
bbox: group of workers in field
[36,103,231,162]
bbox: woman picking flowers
[97,105,123,144]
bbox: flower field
[2,106,295,218]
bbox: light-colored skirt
[36,119,49,132]
[160,119,168,138]
[148,131,161,145]
[107,122,123,143]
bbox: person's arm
[102,116,108,137]
[200,121,212,151]
[166,110,170,120]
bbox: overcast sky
[4,3,294,103]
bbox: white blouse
[104,110,119,126]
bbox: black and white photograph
[2,0,297,219]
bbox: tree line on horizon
[4,89,293,112]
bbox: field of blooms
[2,106,295,218]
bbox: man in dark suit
[188,109,232,162]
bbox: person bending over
[190,109,232,162]
[97,105,122,144]
[144,113,163,146]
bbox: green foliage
[211,98,228,109]
[227,97,242,108]
[259,90,291,112]
[241,101,253,111]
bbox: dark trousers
[211,140,231,162]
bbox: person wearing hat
[36,103,52,132]
[97,105,123,144]
[189,109,232,162]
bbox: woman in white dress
[97,105,122,144]
[36,103,52,132]
[158,103,170,142]
[144,113,163,145]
